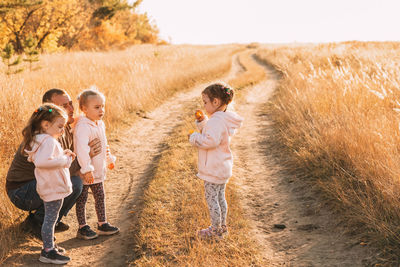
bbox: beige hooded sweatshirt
[189,111,243,184]
[73,115,115,185]
[25,134,73,202]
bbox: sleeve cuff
[108,154,116,164]
[64,156,73,168]
[195,116,208,131]
[80,165,95,174]
[189,132,198,146]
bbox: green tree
[23,35,39,70]
[1,43,24,75]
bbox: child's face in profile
[42,117,66,139]
[202,93,221,116]
[83,95,105,121]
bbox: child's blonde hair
[77,86,105,111]
[21,103,67,155]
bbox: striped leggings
[76,182,106,226]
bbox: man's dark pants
[7,176,83,225]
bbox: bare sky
[137,0,400,44]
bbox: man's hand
[83,172,94,184]
[89,138,101,158]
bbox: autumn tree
[0,0,43,53]
[0,0,161,52]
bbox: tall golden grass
[256,42,400,252]
[131,51,267,266]
[0,44,243,262]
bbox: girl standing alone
[189,82,243,238]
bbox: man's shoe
[39,249,70,264]
[23,214,42,239]
[76,225,98,240]
[55,221,69,232]
[97,222,119,236]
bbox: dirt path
[2,55,244,267]
[232,60,378,266]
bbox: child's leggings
[76,182,106,226]
[42,199,63,249]
[204,181,227,228]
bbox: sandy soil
[232,60,379,266]
[2,53,379,266]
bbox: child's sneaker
[39,249,70,264]
[77,225,98,240]
[198,226,222,239]
[97,222,119,235]
[220,225,228,237]
[54,243,65,254]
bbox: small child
[23,103,74,264]
[74,87,119,240]
[189,82,243,238]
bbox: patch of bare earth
[232,61,379,266]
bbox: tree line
[0,0,162,53]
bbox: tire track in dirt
[232,58,378,266]
[1,54,244,267]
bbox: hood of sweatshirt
[25,133,50,162]
[211,111,243,136]
[75,115,98,128]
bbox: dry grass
[131,51,268,266]
[255,41,400,255]
[230,49,266,90]
[0,44,243,262]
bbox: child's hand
[106,145,116,170]
[188,130,194,140]
[83,172,94,184]
[195,109,205,122]
[107,162,115,170]
[64,149,76,161]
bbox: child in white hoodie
[74,87,119,240]
[23,103,74,264]
[189,82,243,238]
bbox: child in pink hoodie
[189,82,243,238]
[73,87,119,240]
[23,103,74,264]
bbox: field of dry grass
[130,51,268,266]
[255,42,400,255]
[0,44,243,261]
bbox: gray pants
[204,181,227,228]
[42,199,63,249]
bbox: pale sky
[137,0,400,44]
